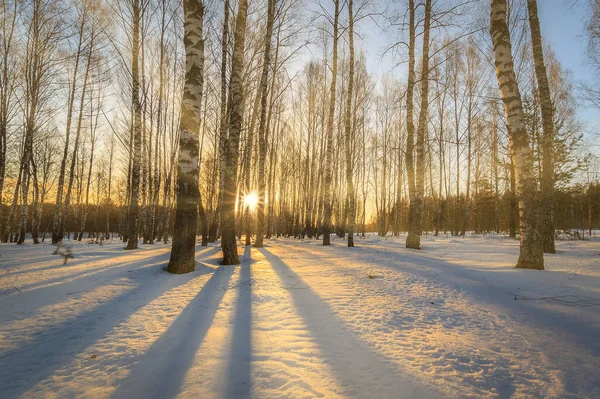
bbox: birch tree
[255,0,276,248]
[406,0,431,250]
[344,0,356,247]
[126,0,143,250]
[0,0,19,235]
[490,0,544,269]
[527,0,555,254]
[322,0,340,246]
[52,0,89,244]
[211,0,230,243]
[220,0,249,265]
[167,0,205,274]
[18,0,63,244]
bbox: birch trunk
[345,0,355,247]
[490,0,544,269]
[0,0,18,237]
[167,0,205,274]
[78,96,98,241]
[220,0,249,265]
[126,0,143,250]
[322,0,340,246]
[255,0,275,248]
[151,0,167,244]
[527,0,555,254]
[406,0,431,249]
[405,0,416,245]
[60,28,95,242]
[52,8,87,244]
[212,0,231,243]
[31,158,40,244]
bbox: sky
[539,1,600,131]
[302,0,600,145]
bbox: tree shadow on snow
[0,265,197,398]
[13,249,172,294]
[0,253,173,319]
[258,247,438,399]
[110,264,235,399]
[330,243,600,398]
[223,246,253,398]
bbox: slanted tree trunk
[490,0,544,269]
[167,0,205,274]
[78,91,99,242]
[52,7,87,245]
[322,0,340,246]
[345,0,356,247]
[527,0,555,254]
[220,0,249,265]
[126,0,143,250]
[255,0,275,248]
[60,27,95,242]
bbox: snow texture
[0,234,599,398]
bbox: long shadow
[0,254,172,320]
[0,254,62,273]
[355,244,600,347]
[7,243,212,285]
[298,242,600,397]
[259,247,438,399]
[6,259,96,277]
[193,246,222,266]
[0,267,204,398]
[4,244,174,293]
[14,250,170,292]
[2,246,218,315]
[224,247,253,398]
[288,240,600,351]
[110,265,235,399]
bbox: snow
[0,235,599,398]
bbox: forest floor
[0,234,599,398]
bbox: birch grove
[0,0,597,270]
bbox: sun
[244,192,259,211]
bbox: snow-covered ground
[0,235,599,398]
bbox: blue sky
[539,1,590,83]
[298,0,599,149]
[539,1,600,122]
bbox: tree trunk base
[166,259,195,274]
[405,233,421,249]
[221,254,239,265]
[516,250,544,270]
[515,260,544,270]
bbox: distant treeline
[4,182,598,244]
